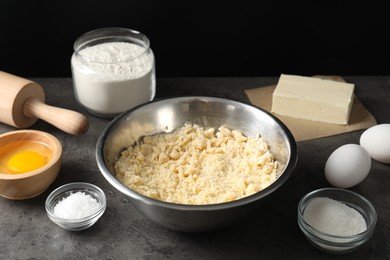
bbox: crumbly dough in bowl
[114,123,280,205]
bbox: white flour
[71,42,155,116]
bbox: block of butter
[271,74,355,125]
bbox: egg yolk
[7,151,47,174]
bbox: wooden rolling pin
[0,71,89,135]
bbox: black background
[1,1,390,77]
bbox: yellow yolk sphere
[7,151,47,174]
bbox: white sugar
[303,197,367,236]
[54,191,100,219]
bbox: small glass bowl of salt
[45,182,106,231]
[297,187,377,254]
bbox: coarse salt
[303,197,367,236]
[54,191,100,219]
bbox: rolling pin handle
[23,97,89,135]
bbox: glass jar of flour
[71,28,156,118]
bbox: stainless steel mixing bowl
[96,96,297,232]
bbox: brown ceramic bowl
[0,130,62,200]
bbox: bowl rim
[45,182,107,222]
[297,187,377,241]
[0,129,62,179]
[96,96,298,210]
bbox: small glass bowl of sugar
[45,182,106,231]
[297,187,377,254]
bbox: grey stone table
[0,77,389,259]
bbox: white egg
[325,144,371,188]
[360,124,390,164]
